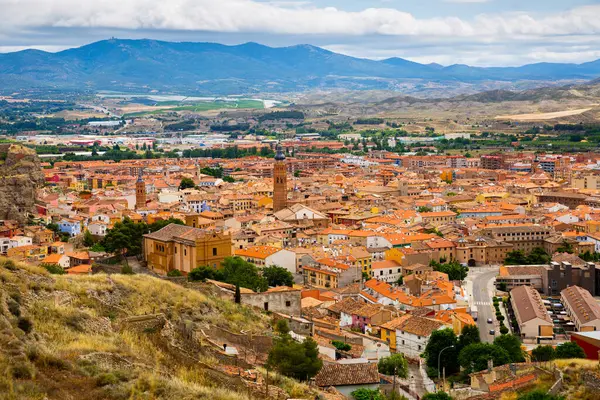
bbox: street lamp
[438,345,455,381]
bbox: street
[467,267,499,343]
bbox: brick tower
[273,144,288,212]
[135,168,146,210]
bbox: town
[1,108,600,399]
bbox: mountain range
[1,39,600,95]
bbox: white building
[392,315,446,358]
[371,260,402,283]
[235,246,297,274]
[9,236,33,248]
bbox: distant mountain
[1,39,600,95]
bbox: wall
[240,290,301,316]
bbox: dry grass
[0,258,276,399]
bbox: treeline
[182,146,274,159]
[62,148,179,162]
[354,118,384,125]
[210,123,250,132]
[258,111,304,122]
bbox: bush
[332,340,352,351]
[96,372,119,387]
[11,362,35,379]
[167,269,183,277]
[121,264,134,275]
[3,259,17,271]
[18,317,33,334]
[7,298,21,317]
[43,263,66,275]
[500,325,509,335]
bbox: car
[489,329,496,335]
[487,318,493,324]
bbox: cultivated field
[495,107,596,121]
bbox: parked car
[487,318,493,324]
[489,329,496,335]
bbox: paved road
[471,269,499,343]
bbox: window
[184,249,187,256]
[285,301,291,307]
[174,247,177,254]
[213,247,217,256]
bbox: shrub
[500,324,509,335]
[167,269,183,277]
[3,259,17,271]
[18,317,33,334]
[96,372,119,387]
[42,263,66,275]
[121,264,134,275]
[11,362,35,379]
[332,340,352,351]
[7,298,21,317]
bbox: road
[469,268,499,343]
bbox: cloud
[1,1,600,66]
[443,0,491,3]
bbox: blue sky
[1,0,600,66]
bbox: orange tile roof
[235,245,280,259]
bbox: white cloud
[1,1,600,66]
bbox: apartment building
[561,286,600,332]
[510,285,554,339]
[481,225,553,253]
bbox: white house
[371,260,402,283]
[394,315,446,358]
[41,253,70,269]
[9,236,33,248]
[234,246,297,274]
[87,222,108,237]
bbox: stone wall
[205,325,273,354]
[119,314,166,332]
[240,290,301,316]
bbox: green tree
[493,334,525,363]
[377,354,408,378]
[422,393,453,400]
[83,230,95,247]
[458,343,511,374]
[458,324,480,352]
[167,269,182,277]
[220,257,268,292]
[102,217,147,260]
[430,260,468,281]
[423,328,459,376]
[179,177,196,190]
[262,265,294,287]
[351,388,385,400]
[274,319,290,335]
[148,218,184,233]
[332,340,352,351]
[554,342,585,359]
[531,345,555,362]
[351,388,386,400]
[417,206,433,213]
[267,334,322,380]
[188,266,220,282]
[223,176,235,183]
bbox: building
[273,144,288,212]
[510,285,554,339]
[535,192,588,210]
[241,287,302,316]
[561,286,600,332]
[570,331,600,360]
[234,246,297,274]
[135,168,146,210]
[143,224,232,275]
[314,363,380,397]
[381,314,446,356]
[481,225,553,253]
[372,259,402,283]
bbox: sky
[1,0,600,66]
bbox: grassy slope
[0,257,315,400]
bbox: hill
[2,39,600,94]
[0,258,320,400]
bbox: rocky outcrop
[0,144,44,223]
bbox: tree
[504,248,550,265]
[222,176,235,183]
[458,325,480,352]
[102,217,147,260]
[332,340,352,351]
[377,354,408,378]
[262,265,294,287]
[220,257,268,292]
[417,206,433,213]
[267,334,323,381]
[274,319,290,335]
[83,230,95,247]
[493,334,524,363]
[422,393,453,400]
[423,328,459,376]
[148,218,184,233]
[167,269,182,277]
[179,177,196,190]
[430,260,468,281]
[517,390,564,400]
[234,284,241,304]
[554,342,585,359]
[458,343,511,374]
[351,388,386,400]
[531,345,555,362]
[188,266,220,282]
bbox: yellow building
[143,224,232,275]
[380,315,410,351]
[7,245,48,261]
[303,266,338,288]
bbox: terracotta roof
[235,245,280,259]
[561,285,600,324]
[314,363,379,387]
[510,285,553,324]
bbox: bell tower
[273,144,288,212]
[135,168,146,210]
